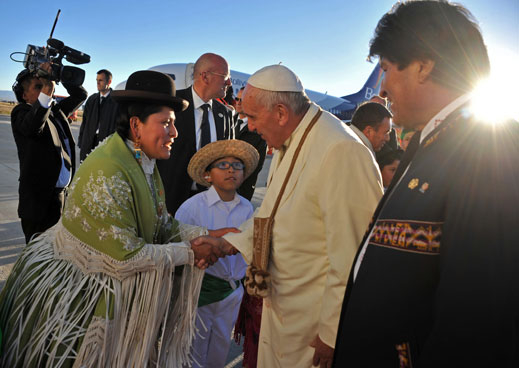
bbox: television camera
[12,9,90,87]
[24,38,90,86]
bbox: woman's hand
[189,236,239,269]
[190,239,218,269]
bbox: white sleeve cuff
[38,92,53,108]
[167,241,194,266]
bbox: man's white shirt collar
[192,86,213,110]
[239,117,248,131]
[420,93,471,144]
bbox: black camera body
[24,38,90,87]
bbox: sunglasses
[235,97,241,102]
[210,161,245,170]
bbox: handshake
[189,227,239,269]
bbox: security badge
[408,178,429,193]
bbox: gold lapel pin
[408,178,419,190]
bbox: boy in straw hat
[175,139,259,368]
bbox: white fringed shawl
[0,133,211,367]
[0,222,205,368]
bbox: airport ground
[0,111,270,367]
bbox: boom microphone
[63,46,90,64]
[47,38,91,64]
[47,38,64,50]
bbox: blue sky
[1,0,518,98]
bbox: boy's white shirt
[175,185,253,284]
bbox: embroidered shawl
[0,133,206,367]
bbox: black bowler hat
[112,70,189,112]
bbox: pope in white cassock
[195,65,383,368]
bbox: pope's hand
[220,239,239,255]
[192,236,238,258]
[310,334,334,368]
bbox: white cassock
[224,103,383,367]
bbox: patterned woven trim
[395,342,413,368]
[370,219,443,254]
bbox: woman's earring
[134,138,142,164]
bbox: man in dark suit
[333,1,518,367]
[349,101,392,158]
[157,53,234,214]
[78,69,119,162]
[232,86,267,200]
[11,64,87,243]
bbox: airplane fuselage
[115,63,381,121]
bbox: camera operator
[11,62,87,243]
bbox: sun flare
[469,46,519,123]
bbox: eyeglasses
[210,161,245,170]
[235,97,241,102]
[208,71,231,81]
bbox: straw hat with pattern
[188,140,260,187]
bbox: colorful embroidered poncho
[0,133,206,367]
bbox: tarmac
[0,114,25,289]
[0,113,270,367]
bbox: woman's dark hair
[115,103,164,139]
[377,148,404,170]
[369,0,490,92]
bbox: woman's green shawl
[64,132,178,258]
[0,133,206,367]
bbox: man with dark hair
[78,69,119,161]
[333,1,518,367]
[350,101,392,156]
[11,63,87,242]
[157,53,234,214]
[370,94,401,157]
